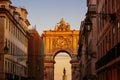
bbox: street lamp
[0,41,9,58]
[0,41,9,54]
[84,17,92,32]
[0,41,9,80]
[3,41,9,54]
[0,41,28,80]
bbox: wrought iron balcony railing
[87,5,96,14]
[96,42,120,70]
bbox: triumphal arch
[42,18,80,80]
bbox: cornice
[0,8,30,37]
[0,0,12,4]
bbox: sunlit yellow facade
[42,18,80,80]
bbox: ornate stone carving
[54,18,71,31]
[52,36,72,52]
[42,18,79,80]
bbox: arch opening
[54,52,71,80]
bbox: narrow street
[0,0,120,80]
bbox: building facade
[96,0,120,80]
[0,0,30,80]
[78,0,120,80]
[77,0,97,80]
[42,18,80,80]
[77,21,87,80]
[85,0,97,80]
[28,28,44,80]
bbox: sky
[10,1,87,79]
[11,0,87,35]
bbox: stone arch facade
[52,49,72,59]
[42,19,80,80]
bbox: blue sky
[11,0,87,34]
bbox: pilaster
[70,58,80,80]
[44,59,55,80]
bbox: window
[112,28,115,46]
[105,0,108,13]
[97,0,100,7]
[8,40,10,54]
[5,61,7,72]
[1,5,5,8]
[112,0,115,11]
[10,42,12,55]
[109,31,111,49]
[102,40,104,56]
[101,42,103,57]
[8,62,10,72]
[108,0,111,13]
[98,16,101,33]
[107,0,109,13]
[105,36,107,53]
[98,45,100,59]
[6,20,8,29]
[119,25,120,42]
[9,21,10,31]
[118,22,120,28]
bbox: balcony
[96,42,120,70]
[87,5,96,15]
